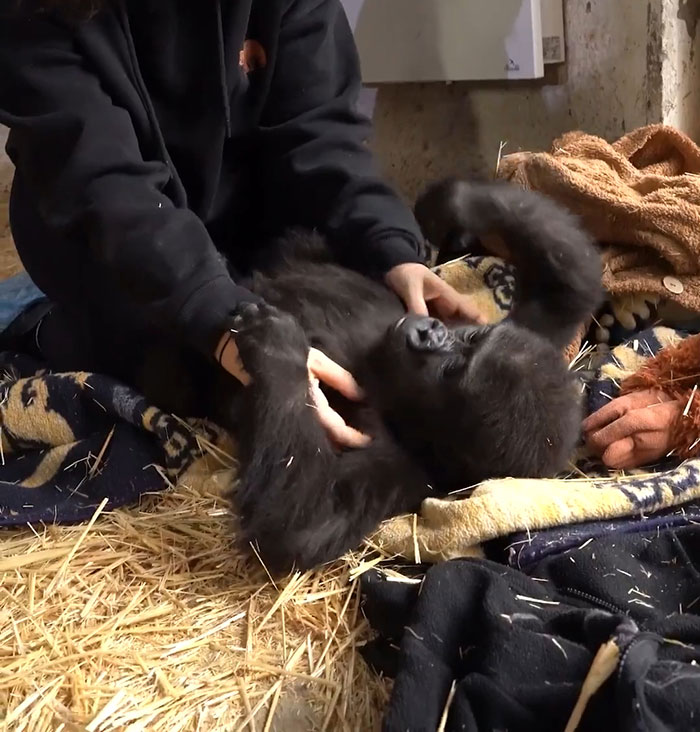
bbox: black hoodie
[0,0,425,357]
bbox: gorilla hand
[217,304,369,448]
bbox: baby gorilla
[216,178,602,575]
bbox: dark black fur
[414,175,488,264]
[196,178,602,575]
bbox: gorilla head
[366,313,582,491]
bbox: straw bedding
[0,167,391,730]
[0,467,391,731]
[0,160,22,281]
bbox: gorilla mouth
[394,315,454,352]
[391,316,494,358]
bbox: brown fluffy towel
[497,124,700,313]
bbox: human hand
[307,348,371,448]
[216,333,370,449]
[385,262,485,324]
[582,388,683,469]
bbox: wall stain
[646,1,663,121]
[678,0,700,39]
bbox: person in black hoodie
[0,0,480,446]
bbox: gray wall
[370,0,695,201]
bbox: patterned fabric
[435,255,515,323]
[499,500,700,571]
[0,350,220,526]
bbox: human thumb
[403,282,429,316]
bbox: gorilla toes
[232,301,293,334]
[231,301,269,327]
[230,301,309,379]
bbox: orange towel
[497,124,700,313]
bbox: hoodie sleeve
[258,0,427,277]
[0,11,260,358]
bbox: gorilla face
[365,314,582,490]
[394,314,486,355]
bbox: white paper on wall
[352,0,544,83]
[542,0,565,64]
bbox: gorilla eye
[441,358,465,379]
[463,327,489,346]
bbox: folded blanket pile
[362,525,700,732]
[495,124,700,355]
[498,124,700,313]
[0,350,222,526]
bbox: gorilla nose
[405,317,450,351]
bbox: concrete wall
[371,0,687,201]
[661,0,700,143]
[0,126,8,163]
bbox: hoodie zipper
[116,0,187,206]
[115,0,254,200]
[214,0,233,139]
[213,0,255,138]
